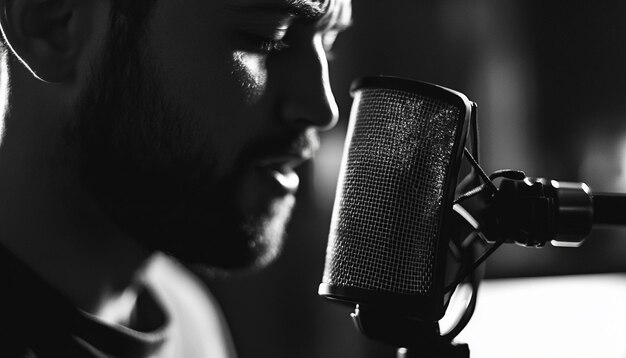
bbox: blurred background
[207,1,626,357]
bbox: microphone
[318,76,475,351]
[318,75,626,356]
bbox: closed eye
[239,32,291,54]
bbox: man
[0,0,351,356]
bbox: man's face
[74,0,351,274]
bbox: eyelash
[242,29,340,57]
[258,38,290,53]
[241,32,290,54]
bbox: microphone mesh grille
[323,87,461,295]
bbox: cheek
[231,52,269,104]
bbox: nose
[276,34,339,131]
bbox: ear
[0,0,110,83]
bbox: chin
[247,194,296,270]
[153,194,297,278]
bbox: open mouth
[263,165,300,193]
[256,155,309,194]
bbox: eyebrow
[228,0,328,21]
[224,0,353,33]
[283,0,327,19]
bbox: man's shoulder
[145,254,237,358]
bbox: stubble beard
[69,15,291,276]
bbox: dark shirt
[0,244,168,358]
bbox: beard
[70,13,293,274]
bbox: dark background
[207,1,626,357]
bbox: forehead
[226,0,329,10]
[221,0,350,22]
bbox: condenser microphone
[318,76,475,324]
[317,75,626,357]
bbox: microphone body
[319,76,474,322]
[318,75,626,355]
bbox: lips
[262,166,300,193]
[257,154,310,194]
[247,129,319,196]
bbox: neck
[0,70,154,325]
